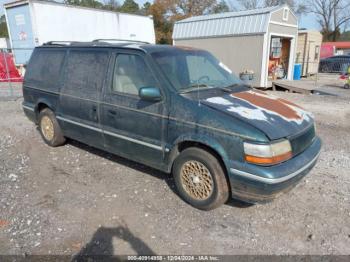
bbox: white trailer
[4,0,156,64]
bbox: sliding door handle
[107,110,118,116]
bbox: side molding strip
[22,105,35,111]
[56,116,163,151]
[23,85,257,141]
[230,151,321,184]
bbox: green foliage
[0,16,8,38]
[212,0,230,14]
[103,0,120,11]
[148,0,234,44]
[119,0,140,14]
[65,0,141,14]
[64,0,103,9]
[339,31,350,41]
[140,2,152,15]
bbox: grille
[290,125,316,156]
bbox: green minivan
[22,41,321,210]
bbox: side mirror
[139,87,162,102]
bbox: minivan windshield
[151,48,243,93]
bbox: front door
[100,51,167,168]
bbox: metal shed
[173,5,298,88]
[296,30,322,76]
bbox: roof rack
[93,39,150,44]
[43,41,76,46]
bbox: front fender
[166,133,232,174]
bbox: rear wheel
[173,147,229,210]
[344,83,350,89]
[38,108,66,147]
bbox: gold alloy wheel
[40,116,54,141]
[180,160,214,200]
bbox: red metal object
[320,44,334,59]
[0,52,23,82]
[323,42,350,49]
[321,42,350,59]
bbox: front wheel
[173,147,229,210]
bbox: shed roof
[173,5,287,40]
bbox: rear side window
[62,50,109,100]
[25,49,66,92]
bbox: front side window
[152,49,242,93]
[112,54,157,95]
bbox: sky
[133,0,321,30]
[0,0,320,30]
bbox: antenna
[196,49,201,107]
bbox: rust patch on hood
[231,90,302,120]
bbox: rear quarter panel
[22,47,66,122]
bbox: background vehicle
[319,55,350,73]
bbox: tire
[173,147,229,210]
[38,108,66,147]
[344,84,350,89]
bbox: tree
[119,0,140,14]
[238,0,261,10]
[339,31,350,41]
[171,0,218,18]
[238,0,305,15]
[265,0,306,14]
[0,15,8,38]
[103,0,120,11]
[212,0,231,13]
[147,0,229,44]
[147,0,173,44]
[140,2,152,15]
[306,0,350,41]
[64,0,104,9]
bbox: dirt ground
[0,86,350,256]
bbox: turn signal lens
[244,140,292,165]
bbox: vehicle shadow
[67,139,254,209]
[72,226,155,261]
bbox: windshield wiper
[218,83,250,92]
[178,84,212,94]
[222,83,241,90]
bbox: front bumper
[228,136,322,203]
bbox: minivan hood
[201,89,314,140]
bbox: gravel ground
[0,88,350,256]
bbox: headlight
[244,139,292,165]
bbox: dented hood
[202,89,314,140]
